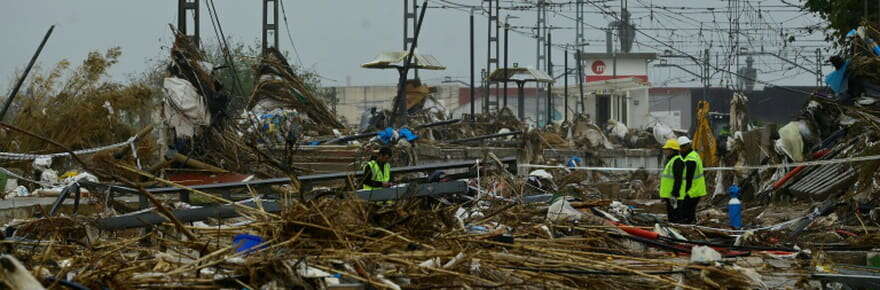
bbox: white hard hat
[677,136,692,146]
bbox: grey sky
[1,0,830,93]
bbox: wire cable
[279,0,304,67]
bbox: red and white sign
[584,57,649,83]
[591,60,606,74]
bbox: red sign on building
[591,60,606,74]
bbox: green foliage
[803,0,879,43]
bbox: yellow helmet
[662,139,680,151]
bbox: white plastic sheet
[652,122,676,145]
[547,198,583,222]
[163,77,211,137]
[690,245,721,264]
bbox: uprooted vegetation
[2,48,156,166]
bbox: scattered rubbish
[691,246,722,264]
[0,10,874,290]
[232,234,265,253]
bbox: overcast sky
[1,0,830,93]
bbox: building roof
[486,67,555,83]
[577,52,658,60]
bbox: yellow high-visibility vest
[362,160,390,190]
[659,155,684,199]
[682,151,707,199]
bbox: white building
[577,52,656,129]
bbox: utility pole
[391,1,428,127]
[728,0,741,87]
[494,0,501,110]
[815,48,822,87]
[262,0,279,51]
[485,0,499,113]
[575,0,585,114]
[178,0,200,48]
[564,49,569,122]
[404,0,419,78]
[546,31,553,125]
[503,20,510,109]
[703,48,709,100]
[535,0,547,124]
[577,49,585,114]
[470,9,475,120]
[536,0,546,73]
[576,0,585,47]
[481,69,488,114]
[0,26,54,121]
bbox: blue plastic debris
[825,60,850,94]
[567,156,583,167]
[847,29,858,37]
[308,141,320,146]
[467,225,489,234]
[377,127,396,144]
[233,234,266,253]
[398,128,419,142]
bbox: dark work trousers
[677,196,701,224]
[664,199,681,223]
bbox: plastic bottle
[727,185,742,229]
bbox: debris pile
[5,22,880,290]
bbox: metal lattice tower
[535,0,547,124]
[575,0,585,114]
[728,0,741,89]
[535,0,547,73]
[575,0,584,47]
[262,0,279,51]
[484,0,500,113]
[404,0,419,78]
[178,0,200,48]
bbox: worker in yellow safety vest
[677,136,707,224]
[659,139,686,223]
[362,147,394,190]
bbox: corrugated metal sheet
[787,163,855,199]
[361,51,445,70]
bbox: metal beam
[1,25,54,121]
[262,0,279,51]
[83,157,516,195]
[95,181,467,230]
[178,0,200,48]
[448,131,522,144]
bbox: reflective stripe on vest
[363,160,391,190]
[683,151,707,198]
[659,155,683,199]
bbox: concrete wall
[450,94,566,126]
[649,88,692,130]
[331,84,461,126]
[331,84,650,129]
[555,86,650,129]
[625,87,651,130]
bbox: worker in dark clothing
[362,147,394,190]
[677,136,707,224]
[658,139,686,223]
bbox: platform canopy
[361,51,446,70]
[486,67,554,84]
